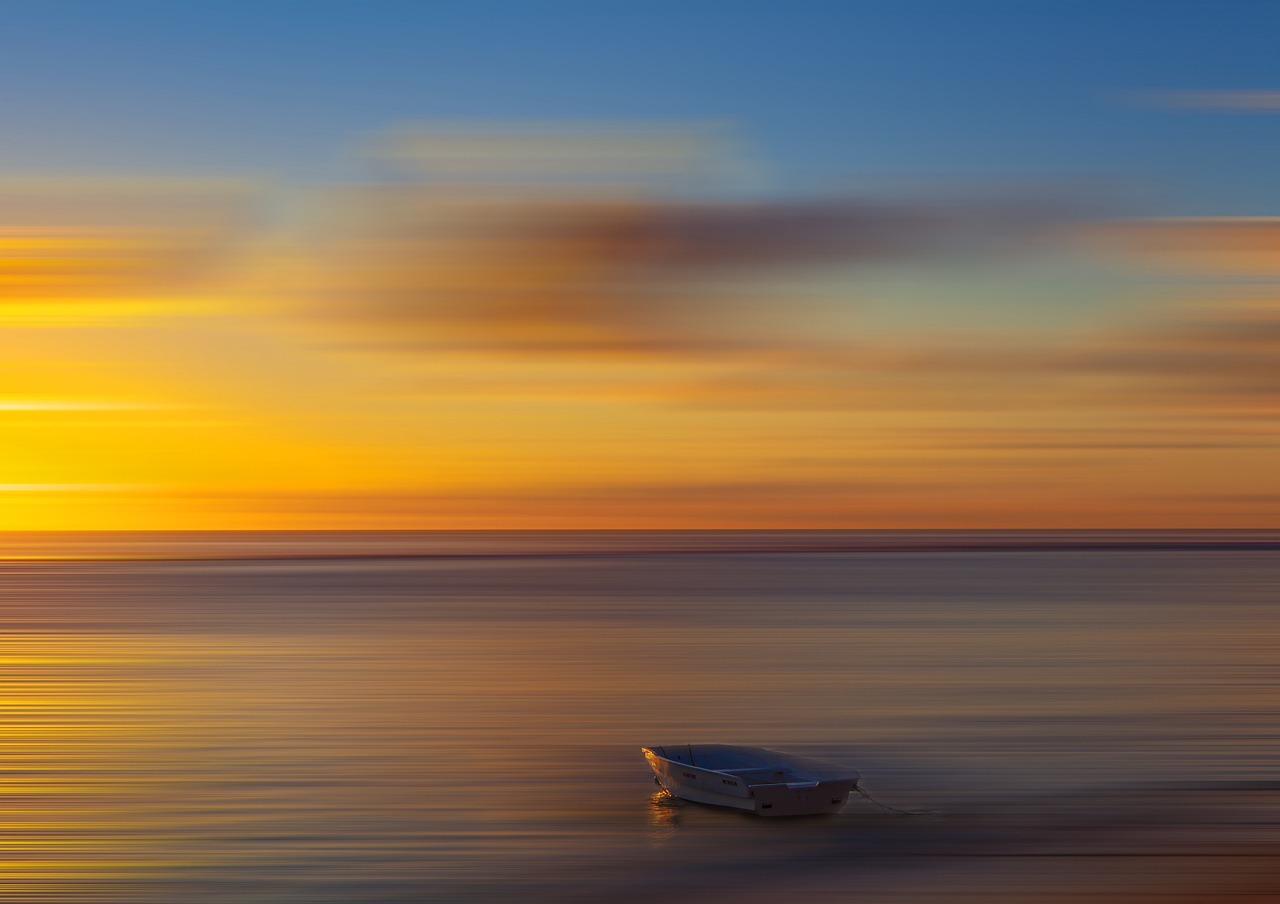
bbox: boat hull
[643,745,857,817]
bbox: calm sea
[5,531,1279,902]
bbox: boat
[642,744,860,816]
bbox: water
[4,532,1279,902]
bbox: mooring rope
[854,785,934,816]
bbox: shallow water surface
[4,532,1279,902]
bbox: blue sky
[2,0,1278,211]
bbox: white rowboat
[643,744,860,816]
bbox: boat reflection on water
[646,788,684,846]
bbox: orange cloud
[0,179,255,308]
[1088,217,1280,276]
[292,129,1072,360]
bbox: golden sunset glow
[1,134,1278,532]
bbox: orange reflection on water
[5,632,212,897]
[3,543,1279,902]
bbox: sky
[2,0,1279,530]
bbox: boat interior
[645,744,857,784]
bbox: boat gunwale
[642,744,859,786]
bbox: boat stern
[749,778,855,816]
